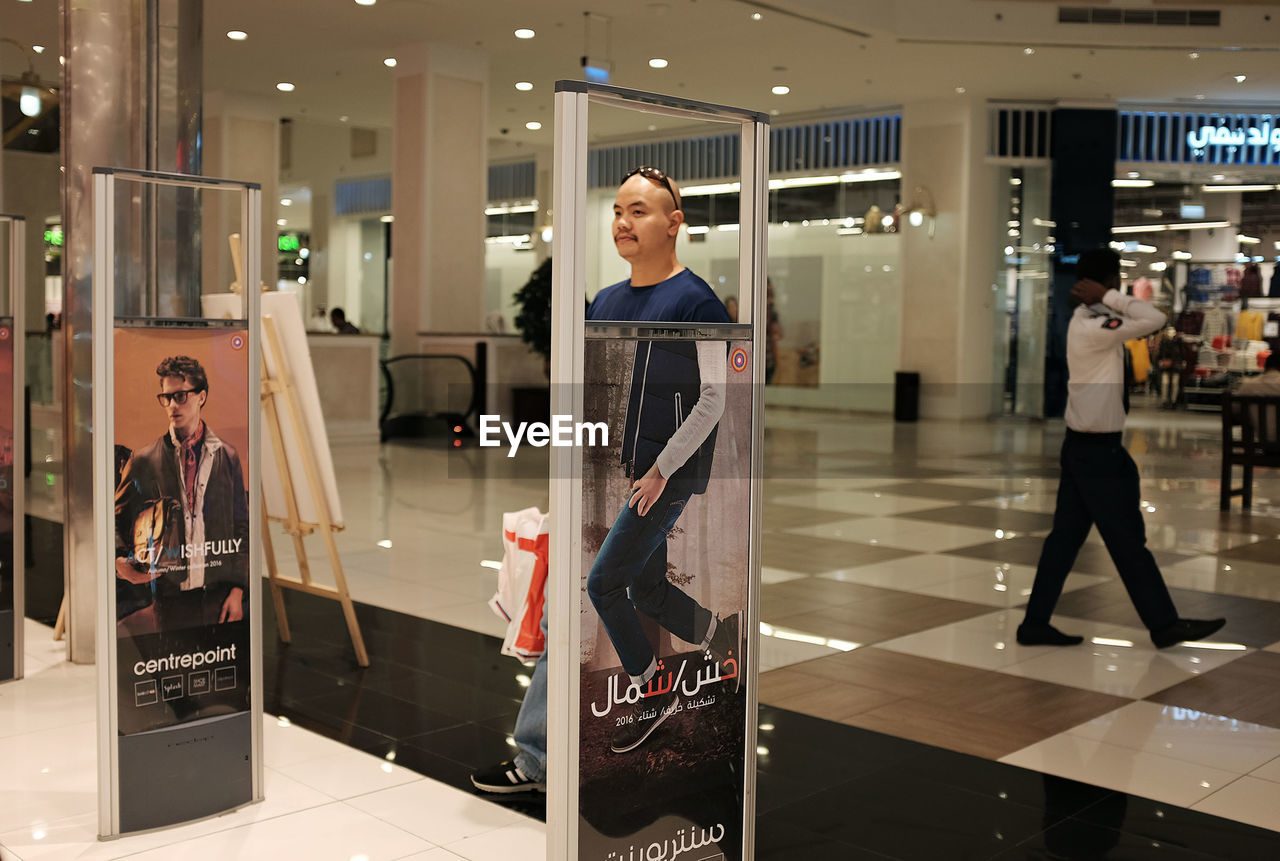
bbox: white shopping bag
[488,507,550,664]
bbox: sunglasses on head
[623,165,681,211]
[156,389,203,406]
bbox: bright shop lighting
[515,81,533,91]
[1202,184,1278,193]
[686,225,711,234]
[1172,250,1192,259]
[1150,262,1168,271]
[1234,75,1247,83]
[1112,221,1231,234]
[1112,179,1154,188]
[1009,177,1022,186]
[1120,259,1138,267]
[276,218,287,226]
[280,198,292,206]
[383,57,397,68]
[514,28,535,39]
[380,214,394,223]
[1023,47,1035,55]
[752,12,762,20]
[226,30,247,41]
[1237,234,1261,244]
[32,45,45,53]
[525,121,542,130]
[354,0,375,5]
[771,85,790,95]
[276,82,295,92]
[485,203,539,215]
[649,58,669,69]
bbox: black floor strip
[263,588,1278,860]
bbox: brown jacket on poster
[115,425,249,592]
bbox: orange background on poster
[114,327,250,483]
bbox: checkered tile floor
[757,407,1280,832]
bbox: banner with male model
[112,325,251,737]
[579,334,754,861]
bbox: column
[201,91,280,296]
[390,42,488,356]
[63,0,201,663]
[1045,108,1118,417]
[898,97,1001,420]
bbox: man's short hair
[156,355,208,393]
[1267,351,1280,373]
[1076,248,1121,284]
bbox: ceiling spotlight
[339,115,350,122]
[955,87,966,94]
[19,86,41,118]
[380,215,394,223]
[276,82,295,92]
[383,57,397,68]
[32,45,46,54]
[772,85,790,95]
[1234,75,1247,83]
[280,198,293,206]
[1188,52,1199,59]
[226,30,247,41]
[515,81,534,91]
[276,218,287,227]
[1195,94,1206,100]
[1023,47,1035,55]
[752,12,762,20]
[514,28,535,39]
[649,58,669,69]
[525,121,542,130]
[354,0,376,5]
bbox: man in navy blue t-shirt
[585,167,740,755]
[472,167,740,792]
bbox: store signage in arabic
[1186,122,1280,152]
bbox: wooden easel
[260,316,369,666]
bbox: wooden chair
[1220,391,1280,510]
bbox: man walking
[1018,248,1224,649]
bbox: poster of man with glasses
[112,327,250,734]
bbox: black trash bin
[894,371,920,422]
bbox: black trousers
[1024,430,1178,632]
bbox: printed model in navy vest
[588,267,730,495]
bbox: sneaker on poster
[610,688,680,754]
[707,612,743,693]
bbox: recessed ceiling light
[227,30,247,41]
[354,0,376,6]
[647,124,657,131]
[649,58,668,69]
[280,198,293,206]
[515,81,534,91]
[1212,174,1225,181]
[955,86,966,94]
[1127,171,1140,178]
[32,45,45,54]
[276,82,295,92]
[514,28,535,39]
[276,218,287,226]
[1195,94,1206,100]
[1234,74,1246,83]
[752,12,762,20]
[1188,52,1199,59]
[1023,47,1035,55]
[772,85,790,95]
[380,215,394,223]
[339,115,349,122]
[525,121,542,130]
[383,57,397,68]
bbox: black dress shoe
[1016,623,1084,646]
[1151,618,1227,649]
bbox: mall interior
[3,0,1280,858]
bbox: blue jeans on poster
[513,612,548,781]
[586,479,713,681]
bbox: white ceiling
[5,0,1280,151]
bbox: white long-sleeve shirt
[1065,289,1166,433]
[654,340,726,479]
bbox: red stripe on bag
[513,533,549,654]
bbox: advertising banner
[578,333,755,861]
[0,317,14,681]
[112,324,251,736]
